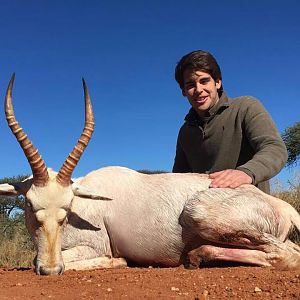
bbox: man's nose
[195,83,203,94]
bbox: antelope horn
[56,79,95,186]
[4,74,49,186]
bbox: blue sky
[0,1,299,189]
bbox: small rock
[254,287,262,293]
[107,288,112,292]
[171,287,179,291]
[200,290,209,300]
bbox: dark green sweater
[172,92,288,194]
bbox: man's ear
[216,79,222,89]
[71,183,112,201]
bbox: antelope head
[0,75,107,275]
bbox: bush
[272,177,300,243]
[0,214,34,268]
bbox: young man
[172,50,287,193]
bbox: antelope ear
[0,183,18,195]
[71,183,112,201]
[0,178,33,196]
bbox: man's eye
[200,78,210,84]
[185,84,194,89]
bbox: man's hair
[175,50,223,95]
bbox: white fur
[1,166,299,274]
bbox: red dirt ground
[0,266,299,299]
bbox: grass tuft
[0,219,34,268]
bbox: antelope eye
[35,210,46,223]
[57,209,67,224]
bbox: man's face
[182,69,221,116]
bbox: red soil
[1,266,299,299]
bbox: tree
[282,121,300,166]
[0,175,28,238]
[0,175,34,268]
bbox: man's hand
[208,169,252,188]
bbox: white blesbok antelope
[0,74,300,275]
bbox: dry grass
[272,176,300,243]
[272,174,300,213]
[0,223,34,268]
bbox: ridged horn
[5,74,49,186]
[56,79,95,186]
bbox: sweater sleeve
[172,132,192,173]
[236,98,288,184]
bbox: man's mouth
[194,96,208,104]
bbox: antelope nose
[37,264,64,275]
